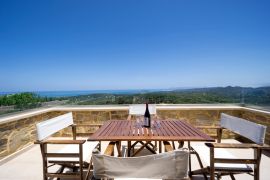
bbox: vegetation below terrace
[0,86,270,115]
[0,93,56,115]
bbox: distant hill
[66,86,270,105]
[174,86,270,104]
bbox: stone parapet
[0,105,269,159]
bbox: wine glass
[151,118,156,129]
[135,116,142,128]
[155,116,161,129]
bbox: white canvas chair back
[92,149,189,179]
[129,104,157,115]
[36,112,73,141]
[220,113,266,145]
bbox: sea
[0,89,167,98]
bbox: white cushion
[48,141,99,163]
[93,149,189,179]
[36,113,73,141]
[192,142,252,170]
[220,113,266,145]
[129,104,156,115]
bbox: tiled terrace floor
[0,139,269,180]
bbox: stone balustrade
[0,105,270,160]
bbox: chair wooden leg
[254,148,262,180]
[85,157,93,180]
[229,173,236,180]
[79,144,83,180]
[209,147,215,180]
[190,146,208,179]
[203,173,208,180]
[40,143,48,180]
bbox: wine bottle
[144,103,151,128]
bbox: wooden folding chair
[191,113,270,180]
[35,112,101,180]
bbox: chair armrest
[196,125,223,143]
[196,125,222,129]
[74,124,103,127]
[205,143,270,149]
[35,139,86,145]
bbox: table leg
[172,141,176,149]
[188,141,191,177]
[98,140,101,151]
[132,141,156,156]
[116,141,122,157]
[144,141,157,154]
[178,141,184,148]
[159,141,162,153]
[128,141,131,157]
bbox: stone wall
[0,109,129,159]
[0,111,61,159]
[158,109,242,138]
[53,110,129,137]
[0,107,269,160]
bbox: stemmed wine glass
[155,116,161,129]
[135,116,142,128]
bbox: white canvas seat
[191,142,252,170]
[92,149,189,179]
[48,141,99,163]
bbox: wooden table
[88,120,214,156]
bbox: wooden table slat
[154,121,163,137]
[171,121,185,137]
[165,121,180,137]
[93,121,110,137]
[88,120,214,142]
[104,120,118,137]
[160,121,171,136]
[174,121,196,137]
[180,120,207,138]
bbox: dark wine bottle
[144,103,151,128]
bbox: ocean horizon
[0,89,168,98]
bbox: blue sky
[0,0,270,91]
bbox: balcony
[0,104,270,179]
